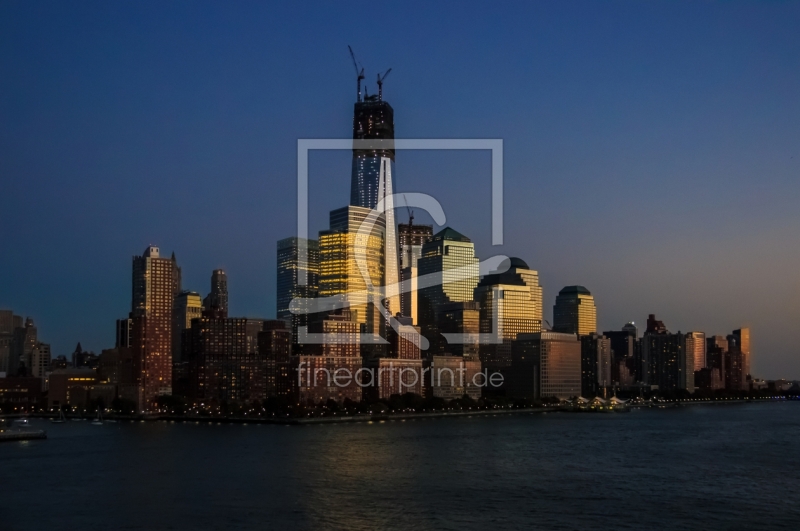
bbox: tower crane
[348,45,365,102]
[377,68,392,101]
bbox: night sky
[1,1,798,378]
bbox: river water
[2,402,799,530]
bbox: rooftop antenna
[348,46,365,102]
[377,68,392,101]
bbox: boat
[1,418,47,443]
[91,408,104,426]
[51,409,67,424]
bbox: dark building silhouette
[203,269,228,319]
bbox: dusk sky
[1,1,799,378]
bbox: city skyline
[2,2,799,379]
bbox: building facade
[553,286,597,336]
[276,237,320,348]
[510,332,582,400]
[474,257,543,370]
[131,245,181,409]
[417,228,480,348]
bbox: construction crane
[347,46,365,102]
[402,194,414,226]
[377,68,392,101]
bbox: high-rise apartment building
[553,286,597,336]
[580,333,612,397]
[276,237,319,347]
[726,332,747,391]
[257,320,293,399]
[9,317,37,376]
[603,323,638,389]
[641,315,693,393]
[293,310,362,404]
[0,310,23,374]
[733,327,751,379]
[131,245,181,409]
[474,257,543,369]
[417,228,480,347]
[185,317,269,405]
[686,331,706,372]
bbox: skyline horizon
[2,2,798,379]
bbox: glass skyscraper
[552,286,597,336]
[474,257,543,369]
[417,227,480,349]
[350,97,399,318]
[276,237,319,347]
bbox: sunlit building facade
[131,246,181,409]
[553,286,597,336]
[172,290,203,363]
[474,257,543,369]
[417,228,480,348]
[510,332,581,400]
[685,331,706,373]
[318,206,385,337]
[399,222,434,324]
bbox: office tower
[185,317,268,405]
[350,90,399,320]
[733,327,751,379]
[474,257,543,370]
[203,269,228,319]
[318,206,386,337]
[258,320,293,399]
[437,301,481,359]
[603,323,638,389]
[417,227,480,347]
[553,286,597,336]
[510,332,582,400]
[580,334,612,397]
[116,318,132,349]
[293,310,362,404]
[685,331,706,372]
[641,315,693,393]
[172,291,203,364]
[131,245,181,409]
[398,221,434,323]
[276,237,320,347]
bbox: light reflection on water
[1,402,799,531]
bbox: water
[2,402,799,530]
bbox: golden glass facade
[475,258,543,368]
[417,228,480,341]
[553,286,597,336]
[318,206,385,335]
